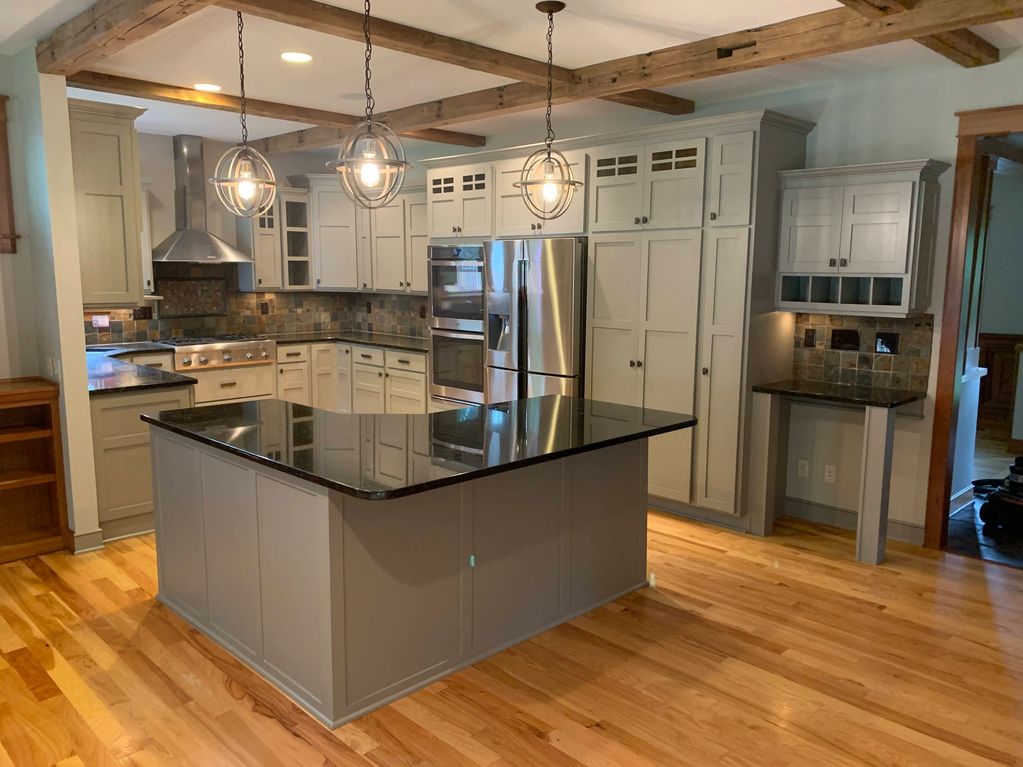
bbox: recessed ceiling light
[281,51,313,64]
[194,83,222,92]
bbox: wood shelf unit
[0,377,70,563]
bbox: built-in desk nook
[748,379,925,565]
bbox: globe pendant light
[331,0,409,209]
[210,12,277,218]
[514,1,582,221]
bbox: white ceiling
[5,1,1023,149]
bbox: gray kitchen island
[143,395,696,728]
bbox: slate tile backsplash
[83,263,429,344]
[793,313,934,392]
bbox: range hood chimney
[152,135,252,263]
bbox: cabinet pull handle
[279,369,285,375]
[702,367,710,376]
[361,353,372,359]
[146,363,163,368]
[362,282,368,288]
[636,360,644,368]
[840,258,848,267]
[452,226,457,233]
[829,258,837,268]
[397,359,410,365]
[641,216,649,224]
[257,278,262,285]
[345,349,350,354]
[286,352,302,358]
[378,371,383,378]
[710,212,718,221]
[633,216,641,225]
[316,278,321,285]
[629,360,636,368]
[220,381,237,388]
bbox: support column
[855,405,897,564]
[748,391,788,537]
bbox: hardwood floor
[1,513,1022,766]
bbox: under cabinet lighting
[194,83,222,92]
[281,51,313,63]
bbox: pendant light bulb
[514,2,581,222]
[331,0,409,208]
[210,12,276,218]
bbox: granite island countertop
[752,379,926,409]
[142,395,697,500]
[87,344,196,396]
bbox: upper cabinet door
[642,139,705,230]
[777,186,844,274]
[538,150,587,236]
[588,145,644,232]
[371,198,407,291]
[427,170,459,237]
[494,159,535,238]
[404,193,429,292]
[310,184,357,290]
[839,181,914,274]
[70,113,144,305]
[457,165,493,238]
[706,131,754,228]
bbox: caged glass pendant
[514,1,582,221]
[331,0,409,208]
[210,12,277,218]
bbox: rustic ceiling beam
[217,0,693,116]
[358,0,1016,133]
[37,0,217,76]
[66,71,486,147]
[835,0,998,67]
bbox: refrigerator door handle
[516,254,529,399]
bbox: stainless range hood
[152,135,252,263]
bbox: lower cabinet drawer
[352,346,384,367]
[194,366,275,403]
[385,350,426,373]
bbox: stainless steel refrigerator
[484,237,586,402]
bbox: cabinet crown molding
[420,109,815,168]
[67,97,146,121]
[780,159,951,182]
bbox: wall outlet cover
[803,328,817,348]
[366,301,372,313]
[260,301,270,315]
[824,465,837,484]
[831,328,860,351]
[875,331,900,355]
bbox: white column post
[748,391,787,537]
[855,405,897,564]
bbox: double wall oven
[429,244,486,404]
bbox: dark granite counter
[142,395,696,500]
[752,379,926,409]
[87,346,196,396]
[269,331,429,353]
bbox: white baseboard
[647,496,748,532]
[782,497,925,545]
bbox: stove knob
[223,352,233,362]
[245,352,254,360]
[181,357,192,367]
[260,351,269,359]
[198,355,209,365]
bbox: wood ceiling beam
[217,0,693,116]
[66,71,486,147]
[37,0,217,76]
[361,0,1017,133]
[835,0,999,67]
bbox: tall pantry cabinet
[586,111,811,519]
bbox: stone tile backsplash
[83,263,429,344]
[793,313,934,392]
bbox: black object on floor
[948,456,1023,570]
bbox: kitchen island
[143,395,695,727]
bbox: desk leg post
[856,405,896,565]
[749,392,787,537]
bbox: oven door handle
[431,330,485,341]
[429,260,485,268]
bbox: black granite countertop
[751,379,926,409]
[87,346,196,396]
[142,395,696,500]
[269,331,429,353]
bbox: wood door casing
[977,333,1023,423]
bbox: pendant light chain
[544,10,556,157]
[236,11,248,145]
[363,0,375,121]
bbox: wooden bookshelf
[0,377,70,563]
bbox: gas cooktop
[167,335,277,371]
[162,334,266,346]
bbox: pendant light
[514,1,582,221]
[210,12,277,218]
[331,0,409,208]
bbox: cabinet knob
[641,216,649,224]
[257,278,262,285]
[362,282,368,288]
[840,258,848,267]
[702,367,710,376]
[452,226,457,233]
[378,371,383,378]
[829,258,837,268]
[636,360,644,368]
[316,278,321,285]
[710,212,718,221]
[629,360,636,368]
[633,216,641,225]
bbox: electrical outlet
[824,465,837,484]
[797,459,809,478]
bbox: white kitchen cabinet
[385,368,427,414]
[775,160,948,317]
[586,231,701,503]
[588,139,705,233]
[309,177,358,290]
[706,131,754,227]
[353,362,386,413]
[494,151,587,237]
[371,198,407,291]
[69,99,146,306]
[350,190,425,294]
[311,343,338,410]
[336,344,353,414]
[356,206,373,290]
[278,361,311,406]
[404,192,429,292]
[427,163,492,238]
[694,228,750,515]
[281,189,313,290]
[374,415,408,487]
[237,197,283,291]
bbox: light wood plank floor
[0,513,1021,766]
